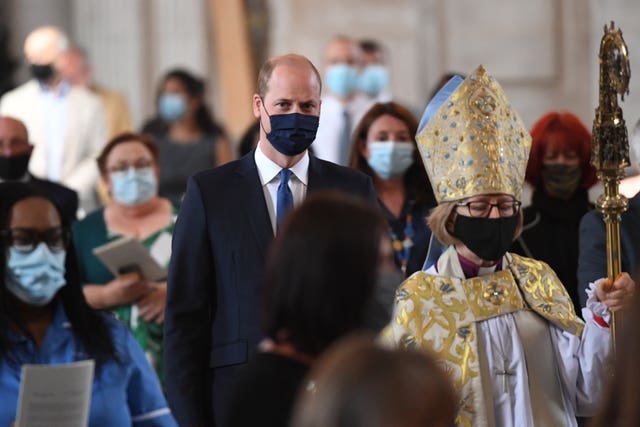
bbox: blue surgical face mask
[358,65,389,97]
[261,102,319,156]
[5,243,66,306]
[110,167,157,206]
[367,141,415,180]
[158,93,187,122]
[325,64,359,98]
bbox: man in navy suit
[0,116,77,223]
[578,193,640,307]
[164,53,377,427]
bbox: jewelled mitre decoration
[416,65,532,203]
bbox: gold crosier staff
[591,21,631,353]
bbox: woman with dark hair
[349,101,436,278]
[141,68,233,204]
[73,132,177,384]
[511,111,598,312]
[227,191,388,427]
[0,183,175,426]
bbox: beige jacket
[0,80,107,212]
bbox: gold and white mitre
[416,65,532,203]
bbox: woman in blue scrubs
[0,183,176,426]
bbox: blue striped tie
[277,169,293,229]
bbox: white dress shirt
[0,79,107,213]
[254,141,309,234]
[313,93,374,165]
[39,81,70,182]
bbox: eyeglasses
[455,199,521,218]
[107,158,154,174]
[0,227,70,253]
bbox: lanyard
[390,211,415,277]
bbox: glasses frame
[106,158,155,174]
[455,199,522,218]
[0,226,71,254]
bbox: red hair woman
[511,111,598,312]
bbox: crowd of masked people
[0,25,639,427]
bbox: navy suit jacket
[577,192,640,307]
[164,151,377,427]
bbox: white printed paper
[16,360,94,427]
[149,231,172,268]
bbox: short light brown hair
[257,54,322,99]
[427,202,460,246]
[96,132,159,175]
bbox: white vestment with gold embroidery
[382,247,611,427]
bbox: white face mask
[366,141,415,180]
[5,243,66,306]
[325,64,359,98]
[358,65,389,97]
[110,167,157,206]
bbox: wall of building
[269,0,640,131]
[4,0,640,137]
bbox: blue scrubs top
[0,303,177,426]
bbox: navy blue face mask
[261,101,319,156]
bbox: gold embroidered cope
[383,252,583,427]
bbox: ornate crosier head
[592,21,631,173]
[600,21,630,102]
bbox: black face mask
[0,153,31,180]
[0,153,31,181]
[453,215,519,262]
[541,164,582,200]
[30,63,55,82]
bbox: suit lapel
[239,152,329,258]
[307,154,326,194]
[237,152,273,259]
